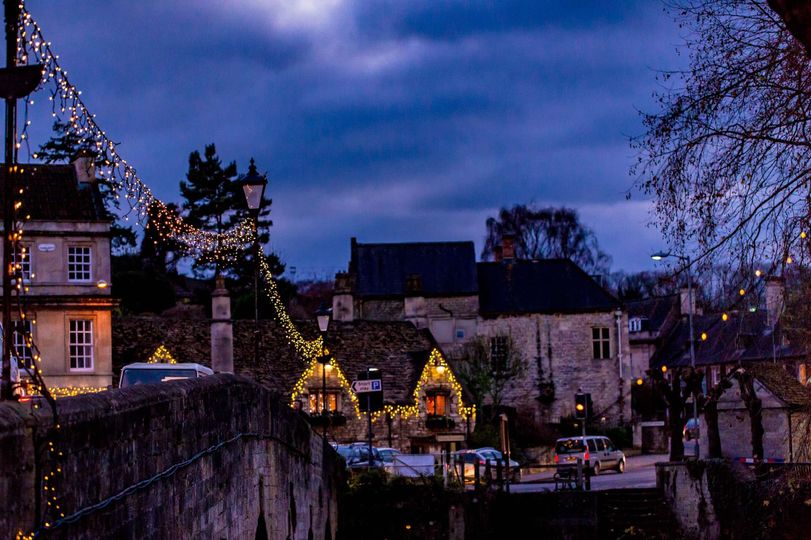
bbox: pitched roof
[625,295,679,334]
[477,259,619,316]
[747,364,811,407]
[650,311,805,369]
[113,316,459,405]
[350,238,478,297]
[0,163,109,222]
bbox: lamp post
[239,158,267,368]
[316,304,332,439]
[651,251,699,459]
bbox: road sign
[351,379,382,394]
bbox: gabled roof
[626,295,679,334]
[0,163,109,222]
[113,316,465,406]
[477,259,619,316]
[747,364,811,408]
[350,238,478,297]
[650,311,805,369]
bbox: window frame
[67,245,93,282]
[12,319,33,367]
[426,392,450,416]
[11,244,32,282]
[591,327,611,359]
[68,318,94,371]
[308,391,340,413]
[490,335,510,372]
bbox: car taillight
[584,451,590,461]
[479,459,485,465]
[554,455,559,463]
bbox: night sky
[25,1,685,280]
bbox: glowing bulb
[701,332,707,341]
[722,313,728,321]
[636,378,643,386]
[739,288,746,296]
[661,365,668,373]
[755,270,762,277]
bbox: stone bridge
[0,375,343,539]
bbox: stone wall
[478,312,631,427]
[0,375,343,539]
[657,462,720,540]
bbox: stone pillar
[211,276,234,373]
[404,273,427,329]
[332,272,355,322]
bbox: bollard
[576,457,583,491]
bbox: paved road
[510,453,668,493]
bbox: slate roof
[477,259,619,316]
[747,363,811,408]
[650,311,805,369]
[0,164,109,222]
[113,316,464,406]
[626,295,679,334]
[350,238,478,297]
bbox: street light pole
[316,304,331,440]
[239,158,267,368]
[652,251,700,459]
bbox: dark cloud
[24,0,683,275]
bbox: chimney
[404,273,427,329]
[679,286,701,317]
[332,272,355,322]
[765,277,785,328]
[211,276,234,373]
[71,151,95,183]
[502,234,515,263]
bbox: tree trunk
[704,398,722,458]
[737,372,765,460]
[667,376,684,462]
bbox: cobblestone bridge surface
[0,375,343,539]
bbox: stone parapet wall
[0,375,343,539]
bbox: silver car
[554,436,625,475]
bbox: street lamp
[651,250,699,459]
[316,303,332,439]
[239,158,267,368]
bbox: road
[510,453,667,493]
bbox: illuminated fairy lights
[147,345,178,364]
[14,5,255,261]
[289,348,475,423]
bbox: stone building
[332,238,479,354]
[476,257,631,426]
[3,158,115,391]
[113,316,475,454]
[699,363,811,462]
[626,293,681,382]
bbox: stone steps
[598,488,682,539]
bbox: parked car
[453,448,521,482]
[376,447,401,464]
[554,436,626,475]
[119,363,213,388]
[333,443,383,470]
[683,418,700,441]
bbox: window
[426,393,449,416]
[308,391,339,413]
[490,336,509,372]
[592,327,610,359]
[595,438,606,451]
[587,439,597,452]
[12,320,32,366]
[11,246,31,281]
[628,317,646,333]
[67,246,92,281]
[455,328,466,340]
[69,319,93,370]
[710,366,721,387]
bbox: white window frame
[11,245,32,282]
[68,319,94,371]
[710,366,721,387]
[629,317,644,333]
[12,319,33,366]
[67,246,92,282]
[592,327,611,359]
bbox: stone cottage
[113,316,475,455]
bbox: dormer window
[629,317,647,333]
[426,391,449,416]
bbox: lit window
[308,391,339,413]
[67,246,92,281]
[69,319,93,370]
[490,336,509,372]
[592,327,611,359]
[426,393,448,415]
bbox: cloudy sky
[26,1,685,280]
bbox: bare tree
[481,205,611,274]
[736,369,766,460]
[634,0,811,276]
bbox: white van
[119,363,213,388]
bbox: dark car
[334,443,383,470]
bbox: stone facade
[0,375,343,539]
[478,311,632,426]
[2,162,115,391]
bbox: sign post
[353,368,383,468]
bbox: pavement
[510,453,668,493]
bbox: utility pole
[0,0,42,400]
